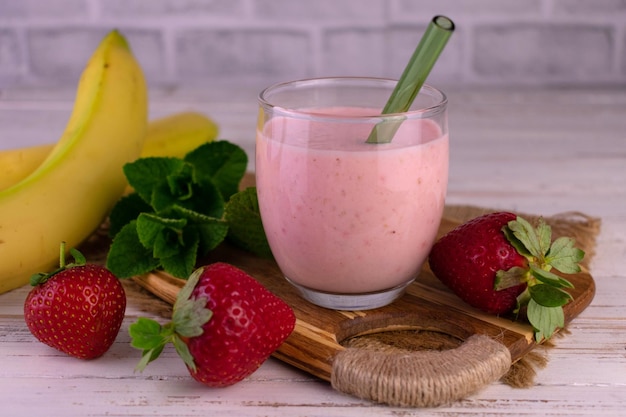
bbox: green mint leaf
[507,216,548,259]
[165,162,195,201]
[136,213,187,251]
[224,187,273,258]
[184,141,247,200]
[182,180,225,218]
[107,141,249,281]
[546,236,584,274]
[170,205,229,255]
[159,229,200,279]
[530,264,575,289]
[527,299,565,341]
[124,157,187,205]
[106,221,160,278]
[153,177,225,219]
[109,193,152,237]
[494,266,528,291]
[151,163,196,212]
[529,283,573,307]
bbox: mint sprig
[106,141,269,279]
[495,216,585,341]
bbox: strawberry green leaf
[172,297,212,338]
[530,264,574,288]
[172,335,196,371]
[172,267,212,338]
[129,317,174,371]
[527,299,564,341]
[515,289,531,315]
[69,247,86,265]
[507,216,550,259]
[134,345,164,372]
[535,218,552,258]
[224,187,273,258]
[502,225,532,257]
[546,236,585,274]
[169,267,214,371]
[529,283,573,307]
[29,243,88,285]
[176,267,203,304]
[494,266,528,291]
[129,317,166,350]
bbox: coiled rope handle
[331,334,511,407]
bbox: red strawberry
[24,245,126,359]
[130,262,296,387]
[429,212,527,314]
[428,212,584,341]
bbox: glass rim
[258,76,447,121]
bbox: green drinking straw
[366,15,455,144]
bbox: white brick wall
[0,0,625,89]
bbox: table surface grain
[1,85,625,417]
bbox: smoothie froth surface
[264,107,443,150]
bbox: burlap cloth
[101,204,600,391]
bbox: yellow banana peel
[0,111,218,191]
[0,30,148,294]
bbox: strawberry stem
[59,241,67,268]
[29,242,87,286]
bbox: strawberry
[428,212,584,341]
[24,244,126,359]
[129,262,296,387]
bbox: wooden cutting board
[131,216,596,406]
[120,173,597,406]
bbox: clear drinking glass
[255,77,449,310]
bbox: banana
[0,30,148,294]
[0,111,218,191]
[0,145,51,191]
[139,111,218,158]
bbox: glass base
[285,276,413,311]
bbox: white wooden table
[1,86,625,416]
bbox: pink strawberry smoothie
[256,106,448,294]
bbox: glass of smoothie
[255,77,449,310]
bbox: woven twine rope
[331,334,511,407]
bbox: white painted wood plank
[1,86,625,416]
